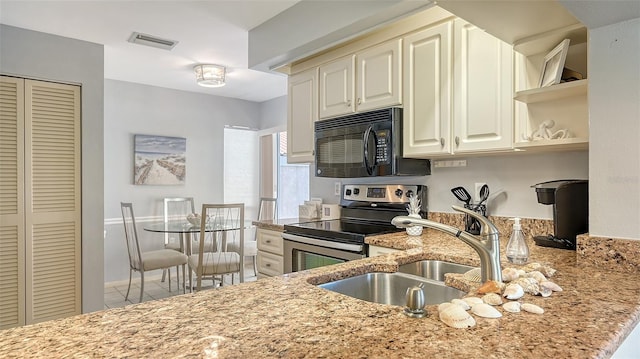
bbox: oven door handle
[282,233,364,253]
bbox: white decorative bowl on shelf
[186,213,203,227]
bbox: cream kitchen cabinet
[368,245,402,257]
[403,19,514,158]
[319,39,402,119]
[433,1,589,152]
[287,68,317,163]
[318,55,354,119]
[256,228,284,278]
[402,21,453,156]
[452,20,514,153]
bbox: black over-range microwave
[314,107,430,178]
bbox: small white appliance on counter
[321,204,341,220]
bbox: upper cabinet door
[319,55,355,119]
[356,39,402,112]
[402,21,453,157]
[452,20,514,153]
[287,68,318,163]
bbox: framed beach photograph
[538,39,571,88]
[134,134,186,185]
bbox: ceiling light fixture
[193,64,226,88]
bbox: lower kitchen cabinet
[256,228,284,278]
[368,245,402,257]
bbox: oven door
[282,233,366,273]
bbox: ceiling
[0,0,301,103]
[3,1,638,104]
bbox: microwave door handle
[363,126,377,175]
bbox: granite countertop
[2,230,639,358]
[252,217,304,231]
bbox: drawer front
[257,228,283,255]
[257,251,284,277]
[368,245,401,257]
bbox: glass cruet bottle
[506,217,529,264]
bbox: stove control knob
[395,189,403,198]
[353,188,360,195]
[406,190,414,198]
[345,189,352,196]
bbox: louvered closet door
[0,77,26,329]
[24,80,81,324]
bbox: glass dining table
[143,219,253,289]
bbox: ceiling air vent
[128,32,178,50]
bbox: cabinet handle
[440,138,445,147]
[266,240,271,244]
[346,100,352,107]
[455,136,460,147]
[357,98,361,105]
[266,263,271,267]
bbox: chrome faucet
[392,205,502,283]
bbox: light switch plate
[334,182,341,196]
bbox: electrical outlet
[475,182,486,202]
[433,159,467,168]
[334,182,341,196]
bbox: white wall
[588,18,640,240]
[310,151,589,220]
[259,95,287,130]
[103,79,261,282]
[0,24,105,313]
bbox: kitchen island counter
[1,230,639,358]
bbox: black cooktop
[284,219,401,244]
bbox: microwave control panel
[375,129,390,164]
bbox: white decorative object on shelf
[522,120,572,141]
[539,39,570,88]
[405,194,423,236]
[186,213,209,227]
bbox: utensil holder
[464,203,486,235]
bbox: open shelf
[514,79,588,104]
[514,24,587,56]
[514,137,588,151]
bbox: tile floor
[104,264,257,309]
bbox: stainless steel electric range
[283,184,427,273]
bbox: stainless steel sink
[397,260,475,281]
[317,272,467,306]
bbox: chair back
[194,204,245,284]
[163,197,195,244]
[163,197,196,221]
[257,197,277,221]
[120,202,142,271]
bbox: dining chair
[161,197,195,283]
[188,203,244,291]
[228,197,277,276]
[121,202,188,303]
